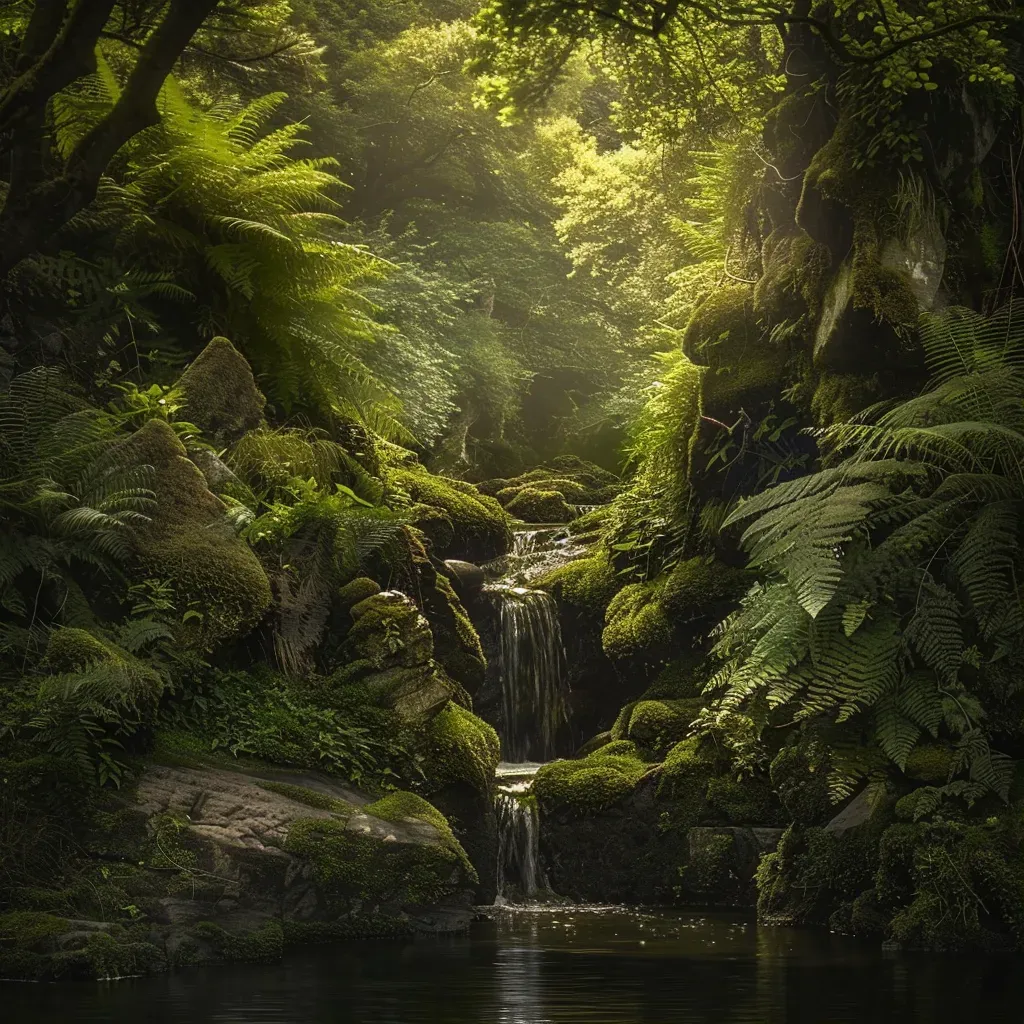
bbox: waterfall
[492,586,568,763]
[495,764,542,901]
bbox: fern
[710,303,1024,801]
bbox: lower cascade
[494,763,543,901]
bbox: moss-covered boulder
[683,285,788,419]
[611,698,703,760]
[342,591,454,724]
[504,487,573,524]
[175,336,266,443]
[537,549,621,618]
[121,419,272,647]
[418,702,501,901]
[602,558,747,662]
[408,538,486,696]
[391,466,511,562]
[0,764,476,980]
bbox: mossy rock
[903,743,955,785]
[534,742,650,817]
[656,736,721,802]
[537,550,621,619]
[365,791,475,879]
[391,466,511,561]
[602,580,671,660]
[42,627,164,719]
[175,336,265,442]
[122,419,271,647]
[284,813,470,908]
[769,743,833,826]
[504,487,572,524]
[754,226,832,324]
[44,627,117,672]
[810,371,881,426]
[642,655,710,700]
[705,773,783,826]
[408,538,486,695]
[661,556,749,617]
[420,701,500,796]
[629,699,703,757]
[191,921,284,965]
[0,913,165,981]
[875,820,1024,951]
[337,576,381,614]
[347,591,435,669]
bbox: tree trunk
[0,0,220,283]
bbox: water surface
[6,906,1023,1023]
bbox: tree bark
[0,0,221,282]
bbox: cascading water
[484,526,580,904]
[495,764,543,900]
[492,585,568,763]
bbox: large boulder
[0,764,476,980]
[121,418,271,647]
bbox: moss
[903,743,955,784]
[257,781,355,815]
[504,487,572,524]
[365,791,474,880]
[282,917,411,945]
[769,744,833,825]
[347,591,435,669]
[411,545,486,693]
[661,557,748,617]
[622,699,703,759]
[682,831,737,897]
[0,914,165,981]
[337,576,381,613]
[602,580,671,660]
[876,820,1024,951]
[175,336,266,442]
[656,736,719,802]
[810,372,880,426]
[850,242,920,329]
[705,773,782,826]
[576,730,612,757]
[754,227,833,323]
[642,655,709,700]
[756,817,888,927]
[390,466,511,560]
[537,549,621,618]
[420,701,500,795]
[124,419,271,646]
[533,742,650,817]
[0,911,68,948]
[43,627,111,670]
[284,816,467,906]
[193,921,284,964]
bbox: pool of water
[5,906,1024,1023]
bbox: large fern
[708,303,1024,801]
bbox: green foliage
[708,303,1024,800]
[161,668,411,785]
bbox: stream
[9,526,1022,1021]
[8,906,1023,1022]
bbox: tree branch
[0,0,221,280]
[0,0,117,136]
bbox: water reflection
[5,907,1024,1023]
